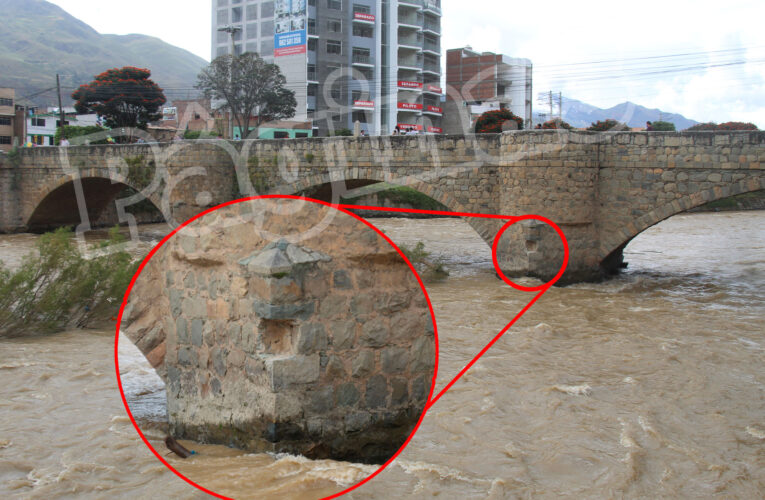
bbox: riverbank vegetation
[400,241,449,283]
[0,228,138,337]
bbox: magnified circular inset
[116,196,438,499]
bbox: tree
[587,119,630,132]
[542,118,573,130]
[686,122,718,131]
[475,109,524,134]
[717,121,758,131]
[196,53,297,139]
[651,121,676,131]
[71,67,166,131]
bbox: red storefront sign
[426,105,443,114]
[398,102,423,110]
[397,123,423,132]
[426,84,442,94]
[354,12,376,22]
[427,126,443,134]
[353,100,375,109]
[398,80,423,90]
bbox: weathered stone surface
[360,318,388,347]
[296,323,328,354]
[352,351,375,378]
[268,355,321,391]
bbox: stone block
[296,323,328,354]
[365,375,389,409]
[268,355,321,391]
[352,350,375,378]
[360,318,388,347]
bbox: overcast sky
[48,0,765,127]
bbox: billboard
[274,0,307,57]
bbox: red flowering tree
[717,121,758,131]
[71,67,166,130]
[475,109,524,134]
[542,118,573,130]
[587,119,630,132]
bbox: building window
[217,9,229,24]
[0,98,13,107]
[274,131,290,139]
[308,0,316,5]
[308,38,317,51]
[232,7,242,22]
[307,85,317,97]
[327,18,342,32]
[56,120,70,127]
[352,47,370,64]
[352,111,368,123]
[261,1,275,18]
[327,0,342,10]
[31,118,45,127]
[352,24,373,37]
[326,39,342,55]
[352,3,370,14]
[307,18,316,35]
[217,30,229,43]
[261,19,274,34]
[216,46,229,57]
[354,67,373,81]
[308,64,317,80]
[246,23,258,39]
[0,117,11,126]
[330,88,342,100]
[0,136,11,145]
[218,0,228,6]
[246,42,259,53]
[246,4,258,20]
[261,38,274,54]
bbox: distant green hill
[0,0,208,106]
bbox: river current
[1,211,763,499]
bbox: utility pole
[56,74,66,143]
[217,25,242,139]
[558,92,563,121]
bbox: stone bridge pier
[123,199,435,463]
[1,131,763,284]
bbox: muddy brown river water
[1,211,764,499]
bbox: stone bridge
[1,131,763,283]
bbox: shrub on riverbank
[400,241,449,283]
[0,228,139,337]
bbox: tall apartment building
[0,88,17,152]
[443,47,532,134]
[211,0,444,137]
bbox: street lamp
[217,25,242,139]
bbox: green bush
[650,121,676,131]
[399,241,449,283]
[55,125,110,145]
[333,128,353,137]
[475,109,524,133]
[587,119,630,132]
[0,228,139,337]
[183,130,203,140]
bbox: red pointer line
[336,204,519,221]
[425,288,549,410]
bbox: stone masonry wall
[124,198,435,463]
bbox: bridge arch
[27,173,165,232]
[599,178,765,273]
[268,168,502,246]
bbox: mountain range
[535,98,699,130]
[0,0,207,106]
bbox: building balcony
[398,37,422,51]
[422,40,440,55]
[353,12,376,24]
[398,15,422,30]
[398,57,423,72]
[422,63,441,75]
[352,53,375,67]
[421,1,442,16]
[422,105,442,116]
[422,20,440,35]
[422,83,442,95]
[398,102,423,112]
[398,0,422,10]
[398,80,423,91]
